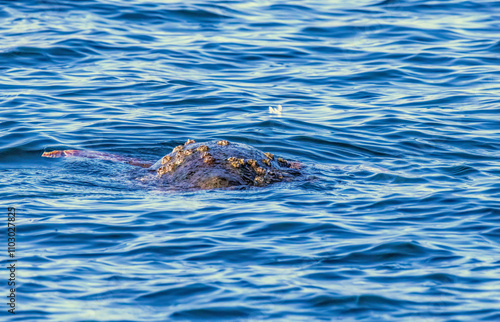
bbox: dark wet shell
[150,141,301,190]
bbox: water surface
[1,0,500,321]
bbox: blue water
[1,0,500,321]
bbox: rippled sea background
[1,0,500,321]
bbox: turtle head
[42,150,65,158]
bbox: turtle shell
[151,140,299,190]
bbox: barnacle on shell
[157,164,174,177]
[254,176,265,185]
[277,157,289,167]
[217,140,229,146]
[173,145,184,153]
[197,145,208,152]
[264,152,274,160]
[204,155,215,165]
[255,167,266,176]
[247,159,257,167]
[161,155,172,165]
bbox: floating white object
[269,104,282,115]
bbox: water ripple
[2,0,500,321]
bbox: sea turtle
[42,139,303,190]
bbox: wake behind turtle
[42,140,303,190]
